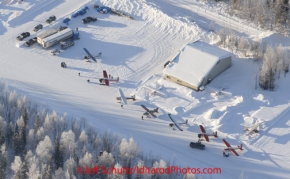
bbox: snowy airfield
[1,0,290,178]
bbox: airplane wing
[168,114,183,131]
[148,111,157,118]
[203,134,210,142]
[222,139,232,147]
[245,122,260,135]
[230,149,239,156]
[118,88,127,105]
[102,70,109,86]
[199,125,206,133]
[83,48,97,62]
[141,105,156,118]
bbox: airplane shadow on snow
[57,31,144,67]
[92,18,127,28]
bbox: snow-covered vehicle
[33,24,43,32]
[82,16,97,24]
[189,142,205,150]
[46,16,56,24]
[63,18,70,24]
[60,40,74,50]
[61,62,67,68]
[24,37,37,47]
[58,26,68,32]
[50,49,60,55]
[16,32,30,41]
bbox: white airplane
[140,105,158,119]
[167,114,188,131]
[205,85,232,97]
[222,139,243,156]
[142,85,166,97]
[116,88,136,105]
[244,122,260,135]
[198,125,218,142]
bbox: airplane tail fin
[154,108,159,113]
[214,131,218,138]
[117,77,119,82]
[185,119,188,124]
[238,144,243,150]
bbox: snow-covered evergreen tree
[11,156,23,179]
[36,135,52,164]
[60,130,76,157]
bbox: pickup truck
[33,24,43,32]
[82,16,97,24]
[24,37,37,47]
[16,32,30,41]
[46,16,56,24]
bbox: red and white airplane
[222,139,243,156]
[99,70,119,86]
[116,88,136,105]
[198,125,218,142]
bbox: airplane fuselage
[224,146,242,151]
[201,133,215,136]
[116,97,135,101]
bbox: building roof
[37,28,58,39]
[163,41,231,88]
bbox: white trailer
[39,28,74,48]
[37,28,58,44]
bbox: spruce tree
[34,115,40,134]
[0,130,4,146]
[13,124,20,156]
[0,147,6,179]
[21,128,26,149]
[22,107,28,127]
[6,122,13,146]
[44,164,52,179]
[21,161,28,179]
[54,135,63,169]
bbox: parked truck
[38,28,74,48]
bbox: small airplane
[99,70,119,86]
[167,114,188,131]
[222,139,243,156]
[140,105,158,119]
[204,85,232,97]
[116,88,136,105]
[244,122,260,135]
[198,125,218,142]
[142,86,166,97]
[83,48,102,62]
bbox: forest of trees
[206,0,290,90]
[0,82,195,179]
[214,27,289,90]
[209,0,290,35]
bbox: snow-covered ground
[1,0,290,178]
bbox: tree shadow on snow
[8,0,65,28]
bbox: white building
[163,41,232,91]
